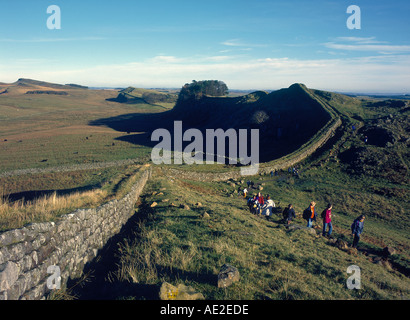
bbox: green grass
[0,85,170,173]
[106,168,409,300]
[2,81,408,300]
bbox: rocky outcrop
[25,91,68,95]
[217,264,240,288]
[159,282,204,300]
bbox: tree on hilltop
[179,80,229,99]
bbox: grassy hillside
[0,79,172,231]
[1,79,408,300]
[66,85,409,300]
[0,80,170,173]
[108,87,177,109]
[69,162,409,300]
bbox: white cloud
[1,54,409,93]
[149,56,184,63]
[334,37,386,44]
[324,36,410,54]
[203,56,232,62]
[325,42,410,54]
[221,39,266,48]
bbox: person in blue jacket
[351,215,365,248]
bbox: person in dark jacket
[305,201,317,228]
[283,204,296,225]
[351,215,365,248]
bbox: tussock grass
[0,188,108,230]
[0,165,145,231]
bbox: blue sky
[0,0,409,92]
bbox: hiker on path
[253,198,261,215]
[261,195,275,218]
[351,215,365,248]
[256,192,264,206]
[248,195,259,215]
[247,195,256,213]
[321,204,333,237]
[304,201,317,228]
[243,188,248,198]
[283,204,296,225]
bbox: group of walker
[302,201,334,237]
[245,195,366,248]
[301,201,365,247]
[246,191,275,217]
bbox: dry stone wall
[0,167,151,300]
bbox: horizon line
[1,78,409,96]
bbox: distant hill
[0,78,92,97]
[108,87,177,105]
[12,79,87,90]
[66,83,89,89]
[13,78,73,90]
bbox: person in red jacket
[256,192,264,206]
[321,204,333,237]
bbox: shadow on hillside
[89,111,176,154]
[89,85,333,164]
[66,198,216,300]
[89,111,174,135]
[88,111,288,163]
[4,184,101,203]
[66,200,158,300]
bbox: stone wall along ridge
[0,167,151,300]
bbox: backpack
[351,220,357,233]
[303,208,311,220]
[282,208,289,220]
[321,209,327,220]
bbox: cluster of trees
[179,80,229,99]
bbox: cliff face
[169,83,332,162]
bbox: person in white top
[261,195,275,217]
